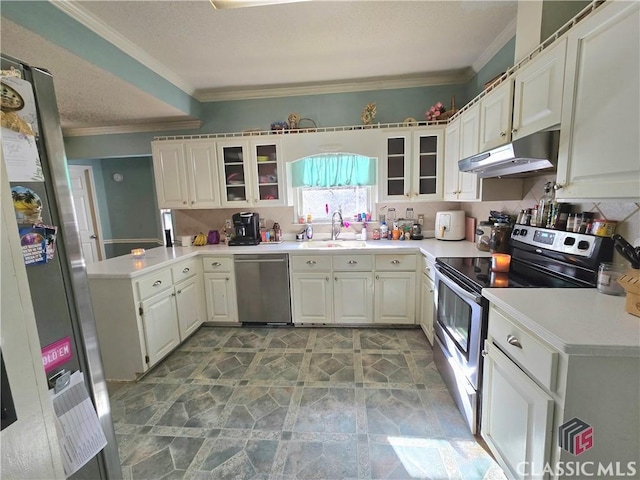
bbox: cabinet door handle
[500,131,506,137]
[183,201,187,205]
[182,267,190,273]
[511,128,518,135]
[429,289,433,293]
[326,276,330,281]
[391,259,400,264]
[481,349,488,357]
[426,266,431,272]
[152,280,162,287]
[191,201,195,204]
[177,290,182,294]
[376,275,380,280]
[348,260,357,264]
[306,260,316,265]
[335,277,338,281]
[90,234,97,239]
[506,334,522,349]
[226,277,230,281]
[171,292,176,297]
[212,262,222,266]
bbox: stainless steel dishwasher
[234,253,292,325]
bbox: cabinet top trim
[153,121,448,142]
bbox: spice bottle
[273,222,281,242]
[566,213,576,232]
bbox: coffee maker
[229,212,260,246]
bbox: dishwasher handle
[234,258,287,264]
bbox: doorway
[67,166,105,264]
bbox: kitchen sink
[298,240,368,249]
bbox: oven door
[434,265,486,390]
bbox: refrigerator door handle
[48,369,72,393]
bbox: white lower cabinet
[291,272,333,323]
[374,272,416,324]
[203,273,238,323]
[419,256,435,345]
[334,272,374,324]
[89,259,204,381]
[141,288,181,367]
[482,342,554,480]
[175,275,205,339]
[482,304,640,479]
[374,254,417,325]
[202,256,238,324]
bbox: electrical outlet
[418,214,424,226]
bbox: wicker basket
[438,96,458,121]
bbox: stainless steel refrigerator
[1,54,121,479]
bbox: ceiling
[1,1,518,135]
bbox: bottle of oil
[537,182,555,228]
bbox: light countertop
[86,238,489,279]
[483,288,640,357]
[86,239,639,358]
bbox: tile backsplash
[174,174,639,265]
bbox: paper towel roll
[181,235,192,246]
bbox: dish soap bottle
[305,222,313,240]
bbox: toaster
[435,210,466,241]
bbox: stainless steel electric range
[432,225,614,434]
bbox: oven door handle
[435,265,482,305]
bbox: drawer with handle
[488,305,558,392]
[290,255,332,271]
[375,254,417,271]
[171,259,198,283]
[136,268,173,300]
[333,254,373,271]
[202,256,233,273]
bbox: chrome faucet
[331,211,343,240]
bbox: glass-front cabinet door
[412,127,443,200]
[218,140,250,207]
[380,131,411,201]
[249,138,284,206]
[218,138,284,208]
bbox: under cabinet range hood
[458,130,560,178]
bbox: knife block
[617,268,640,317]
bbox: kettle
[411,223,423,240]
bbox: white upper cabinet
[556,0,640,200]
[184,141,221,208]
[512,37,567,140]
[479,80,514,152]
[444,117,480,201]
[459,103,481,160]
[152,140,220,209]
[152,140,189,209]
[217,138,285,208]
[380,127,444,202]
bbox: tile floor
[109,327,506,480]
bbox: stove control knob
[513,228,520,236]
[577,240,590,250]
[564,237,576,246]
[520,228,527,236]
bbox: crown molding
[471,17,517,74]
[195,69,472,102]
[50,0,195,96]
[62,119,202,137]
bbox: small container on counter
[597,262,626,296]
[372,228,381,240]
[592,220,617,237]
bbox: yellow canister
[592,220,617,237]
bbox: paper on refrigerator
[49,371,107,478]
